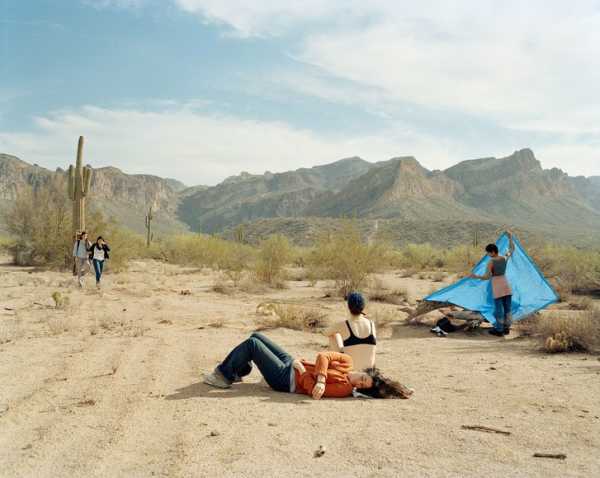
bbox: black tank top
[343,319,377,347]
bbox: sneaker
[232,374,243,383]
[203,368,232,389]
[503,328,511,336]
[430,326,448,337]
[488,329,504,337]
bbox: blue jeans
[92,259,104,283]
[218,333,294,392]
[494,295,512,331]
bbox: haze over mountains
[1,149,599,246]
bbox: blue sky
[1,0,599,185]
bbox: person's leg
[77,258,85,286]
[93,260,101,283]
[217,336,291,392]
[250,332,293,365]
[490,298,505,335]
[98,260,104,282]
[502,295,512,334]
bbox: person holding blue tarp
[469,231,515,336]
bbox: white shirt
[93,246,105,261]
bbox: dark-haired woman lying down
[203,332,413,400]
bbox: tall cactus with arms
[68,136,93,239]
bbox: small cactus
[145,206,153,247]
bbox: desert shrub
[4,177,140,270]
[5,177,72,267]
[156,234,255,275]
[443,245,481,273]
[307,222,390,297]
[256,304,328,332]
[254,234,292,285]
[51,291,70,309]
[525,309,600,353]
[47,316,71,336]
[530,245,600,295]
[371,308,398,329]
[368,277,409,305]
[431,271,446,282]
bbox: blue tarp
[425,233,559,326]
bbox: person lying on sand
[469,230,515,337]
[203,332,412,400]
[324,292,376,370]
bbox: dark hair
[347,292,365,315]
[96,236,104,242]
[359,368,414,399]
[80,231,87,235]
[485,243,498,254]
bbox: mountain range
[1,149,599,247]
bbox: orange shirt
[294,352,354,398]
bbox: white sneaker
[203,368,232,389]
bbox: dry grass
[371,308,399,329]
[0,318,22,344]
[430,271,446,282]
[255,304,328,333]
[368,278,409,305]
[207,318,225,328]
[524,308,600,353]
[211,276,234,295]
[47,316,72,336]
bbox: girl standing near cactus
[89,236,110,288]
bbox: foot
[488,329,504,337]
[203,368,232,389]
[232,374,243,383]
[503,328,511,336]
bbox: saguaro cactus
[145,206,153,247]
[473,228,479,248]
[68,136,93,239]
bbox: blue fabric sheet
[425,233,558,326]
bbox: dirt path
[1,260,599,477]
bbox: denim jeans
[93,259,104,283]
[494,295,512,331]
[218,333,294,392]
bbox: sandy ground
[1,257,599,478]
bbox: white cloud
[175,1,600,136]
[0,104,468,185]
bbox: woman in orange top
[204,332,412,400]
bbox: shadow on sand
[164,381,313,404]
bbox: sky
[1,0,599,185]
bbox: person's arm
[334,333,344,353]
[470,261,493,280]
[505,230,515,259]
[311,352,353,400]
[104,244,110,252]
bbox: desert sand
[1,257,599,478]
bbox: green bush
[156,233,255,276]
[255,234,292,285]
[3,176,143,270]
[307,221,390,296]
